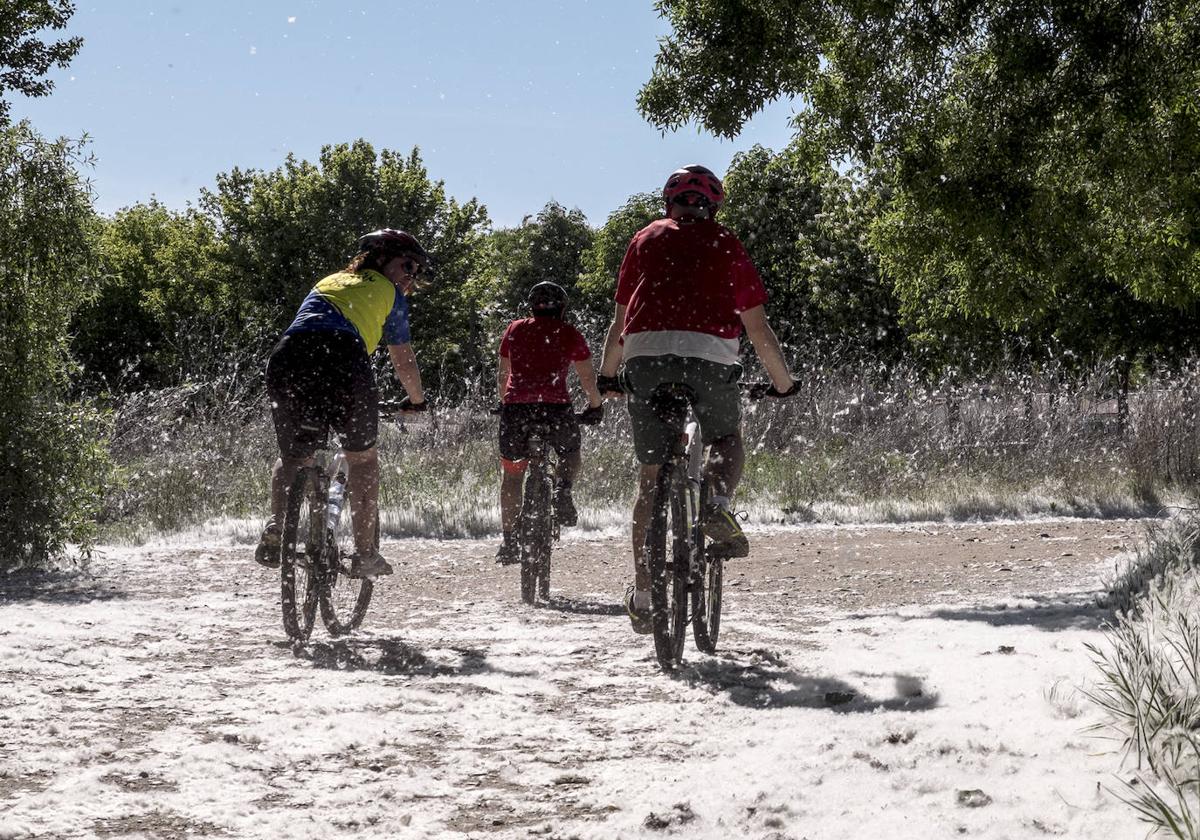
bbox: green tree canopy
[0,0,82,125]
[639,0,1200,361]
[468,201,595,354]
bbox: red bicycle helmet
[662,165,725,212]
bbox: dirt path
[0,518,1148,839]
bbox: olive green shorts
[622,355,743,465]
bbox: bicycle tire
[647,464,689,669]
[519,459,552,604]
[692,550,723,653]
[280,468,320,641]
[317,474,375,637]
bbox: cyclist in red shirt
[495,282,603,564]
[597,165,798,632]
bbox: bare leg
[560,448,582,485]
[704,432,745,500]
[500,469,523,534]
[343,447,379,555]
[631,464,660,593]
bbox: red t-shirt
[499,317,592,404]
[616,218,768,340]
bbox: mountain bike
[279,401,413,641]
[515,409,602,605]
[644,383,772,670]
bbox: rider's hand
[748,381,800,400]
[579,404,604,425]
[597,374,622,397]
[397,395,428,413]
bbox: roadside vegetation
[1089,512,1200,837]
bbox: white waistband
[622,331,740,366]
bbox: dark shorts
[266,331,378,459]
[623,355,742,465]
[498,403,581,462]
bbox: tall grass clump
[1087,510,1200,837]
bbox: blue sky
[10,0,799,228]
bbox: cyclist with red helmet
[255,229,429,578]
[597,165,797,632]
[495,281,603,564]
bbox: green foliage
[0,122,111,569]
[576,192,660,337]
[721,143,902,362]
[639,0,1200,366]
[468,201,595,368]
[0,0,82,125]
[72,201,242,391]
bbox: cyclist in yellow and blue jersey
[255,229,429,578]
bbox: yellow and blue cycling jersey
[284,269,410,351]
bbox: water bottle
[325,472,347,532]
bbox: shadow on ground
[540,595,625,616]
[0,567,129,605]
[920,592,1111,632]
[679,647,939,713]
[290,636,535,678]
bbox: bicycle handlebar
[488,404,604,426]
[378,397,429,421]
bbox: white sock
[633,589,650,611]
[710,495,731,511]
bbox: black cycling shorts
[498,403,580,462]
[266,330,378,459]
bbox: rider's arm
[598,303,626,379]
[574,358,603,408]
[497,354,511,403]
[387,342,425,403]
[740,305,795,392]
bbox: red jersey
[615,218,767,365]
[499,317,591,404]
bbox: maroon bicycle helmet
[662,165,725,214]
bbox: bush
[0,123,112,569]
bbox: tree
[0,0,82,125]
[466,202,595,383]
[720,143,902,364]
[0,122,109,569]
[576,192,661,338]
[72,201,237,392]
[638,0,1200,363]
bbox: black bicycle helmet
[356,228,429,269]
[526,281,568,316]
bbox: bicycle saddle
[648,382,697,428]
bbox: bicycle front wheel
[280,469,321,642]
[519,461,552,604]
[647,465,690,669]
[317,484,375,637]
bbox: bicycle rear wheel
[519,461,552,604]
[647,464,690,669]
[280,469,320,641]
[691,549,723,654]
[317,477,375,637]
